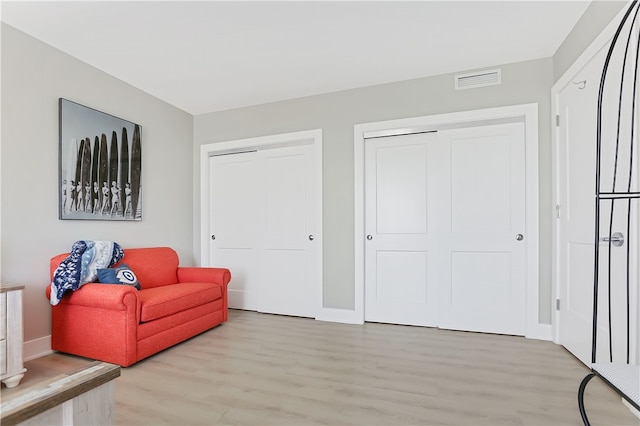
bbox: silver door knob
[366,235,373,240]
[308,235,314,241]
[600,232,624,247]
[515,234,524,241]
[211,235,216,240]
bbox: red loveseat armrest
[46,283,141,323]
[176,267,231,286]
[45,283,141,366]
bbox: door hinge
[556,115,560,127]
[556,299,561,311]
[555,204,561,218]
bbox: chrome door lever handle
[599,232,624,247]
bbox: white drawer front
[0,292,6,340]
[0,339,7,375]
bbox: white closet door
[208,152,261,311]
[364,122,527,335]
[259,145,317,317]
[364,132,440,326]
[437,123,526,335]
[208,145,318,318]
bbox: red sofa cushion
[139,282,222,322]
[116,247,179,289]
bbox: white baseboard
[623,399,640,419]
[315,308,363,324]
[24,335,52,361]
[315,310,555,339]
[526,323,553,341]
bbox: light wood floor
[10,310,640,425]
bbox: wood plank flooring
[9,309,640,425]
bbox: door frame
[200,129,323,318]
[354,104,543,339]
[551,4,631,346]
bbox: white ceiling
[1,1,590,115]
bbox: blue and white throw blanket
[50,240,124,305]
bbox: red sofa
[45,247,231,367]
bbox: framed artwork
[59,98,142,221]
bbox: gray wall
[1,23,194,343]
[194,58,555,322]
[553,1,627,83]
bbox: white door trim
[354,104,543,339]
[551,4,630,345]
[200,129,323,318]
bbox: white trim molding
[354,103,544,340]
[315,308,363,324]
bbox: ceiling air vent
[454,68,501,90]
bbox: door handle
[309,235,314,241]
[600,232,624,247]
[515,234,524,241]
[211,235,216,240]
[366,235,373,241]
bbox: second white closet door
[364,123,526,335]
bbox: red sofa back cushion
[50,246,180,290]
[117,247,179,289]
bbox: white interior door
[364,122,527,334]
[364,132,439,326]
[556,48,602,365]
[556,40,638,365]
[437,123,526,335]
[208,144,318,318]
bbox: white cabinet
[1,284,26,388]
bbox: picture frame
[58,98,142,221]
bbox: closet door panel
[375,143,429,234]
[209,153,260,311]
[259,145,316,317]
[438,122,526,335]
[364,132,439,327]
[450,135,511,233]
